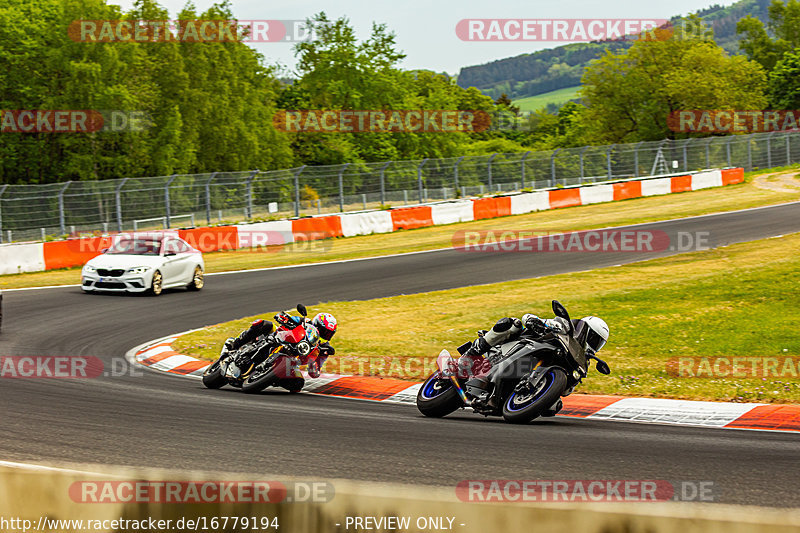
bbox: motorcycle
[201,304,323,394]
[416,300,611,424]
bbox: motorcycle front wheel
[416,373,462,418]
[202,359,227,389]
[502,368,567,424]
[242,356,295,394]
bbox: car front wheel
[149,270,163,296]
[187,266,204,291]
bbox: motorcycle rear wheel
[502,368,567,424]
[416,373,462,418]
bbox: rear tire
[187,266,204,291]
[502,368,567,424]
[416,373,462,418]
[202,360,226,389]
[148,270,163,296]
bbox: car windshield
[106,239,162,256]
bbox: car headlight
[83,265,96,273]
[127,266,151,274]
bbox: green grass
[512,86,581,112]
[176,232,800,404]
[2,167,799,290]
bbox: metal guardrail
[1,130,797,243]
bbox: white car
[81,234,204,295]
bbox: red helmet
[312,313,337,341]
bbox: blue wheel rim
[421,374,452,399]
[505,371,555,412]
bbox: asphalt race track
[2,202,800,507]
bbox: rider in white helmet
[461,312,610,366]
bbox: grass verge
[175,232,800,404]
[2,167,799,290]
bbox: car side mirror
[297,304,307,317]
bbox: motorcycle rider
[459,311,609,376]
[223,312,337,379]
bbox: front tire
[502,368,567,424]
[149,270,163,296]
[242,359,287,394]
[187,266,204,291]
[202,360,226,389]
[416,373,462,418]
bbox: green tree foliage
[0,0,293,183]
[737,0,800,71]
[769,50,800,108]
[580,21,767,143]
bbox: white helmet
[581,316,609,354]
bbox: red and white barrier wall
[0,168,744,275]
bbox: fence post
[550,148,561,187]
[245,170,258,221]
[417,159,427,203]
[634,142,644,177]
[747,134,753,171]
[453,156,465,195]
[379,161,392,206]
[787,134,792,166]
[606,145,614,181]
[58,181,71,236]
[338,163,350,212]
[682,139,691,172]
[0,184,7,243]
[205,172,218,226]
[579,145,589,180]
[115,178,128,232]
[164,175,177,229]
[521,151,531,189]
[705,138,712,168]
[767,131,776,168]
[487,153,497,189]
[726,137,733,167]
[294,165,305,217]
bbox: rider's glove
[223,338,236,352]
[523,314,547,336]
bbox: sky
[114,0,739,76]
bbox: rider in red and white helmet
[307,313,337,378]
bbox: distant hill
[457,0,774,101]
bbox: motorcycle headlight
[127,266,151,274]
[296,341,311,357]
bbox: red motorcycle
[202,304,322,394]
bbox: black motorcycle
[416,300,611,424]
[202,304,321,394]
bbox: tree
[769,50,800,108]
[738,0,800,71]
[580,20,767,143]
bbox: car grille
[97,269,126,277]
[95,282,126,289]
